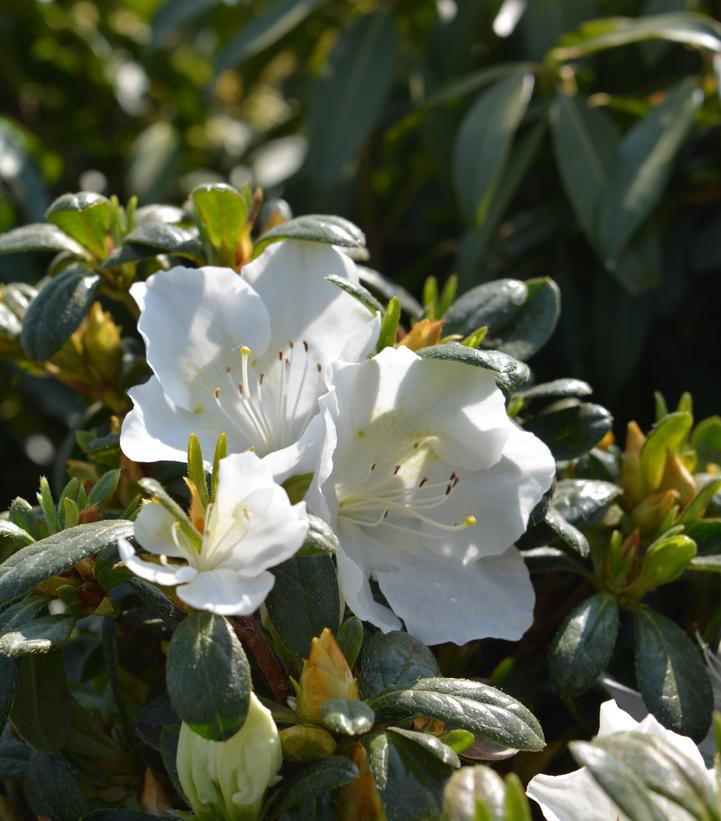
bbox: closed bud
[400,319,445,351]
[296,628,359,723]
[625,421,646,456]
[84,302,123,383]
[620,451,645,508]
[659,453,696,507]
[338,743,386,821]
[176,693,281,821]
[627,534,697,598]
[280,724,337,761]
[631,490,680,534]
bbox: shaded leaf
[359,630,439,699]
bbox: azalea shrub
[0,182,720,820]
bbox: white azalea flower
[118,451,308,614]
[527,700,718,821]
[307,345,555,645]
[120,240,379,480]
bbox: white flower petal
[134,502,187,559]
[118,537,197,586]
[527,769,619,821]
[176,569,275,615]
[261,412,324,484]
[138,265,271,411]
[376,544,534,645]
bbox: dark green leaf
[215,0,329,73]
[0,520,34,551]
[418,343,520,375]
[264,554,341,676]
[335,617,363,669]
[692,417,721,468]
[20,268,101,361]
[360,630,439,699]
[269,756,359,816]
[371,678,545,752]
[192,183,252,268]
[255,214,366,257]
[0,615,75,656]
[23,751,90,821]
[84,812,165,820]
[87,470,121,510]
[524,403,613,462]
[0,224,86,257]
[366,731,450,821]
[550,594,619,697]
[0,655,17,731]
[11,652,71,752]
[0,738,30,779]
[453,72,534,224]
[358,267,423,318]
[120,220,203,261]
[135,695,179,751]
[151,0,217,44]
[388,727,460,768]
[633,608,713,740]
[305,11,399,183]
[325,274,383,314]
[0,520,133,606]
[544,507,590,557]
[685,519,721,556]
[517,379,593,403]
[128,578,184,627]
[444,279,527,339]
[442,764,506,821]
[298,514,340,557]
[320,698,375,736]
[166,613,251,741]
[46,192,112,259]
[553,480,623,527]
[597,79,703,263]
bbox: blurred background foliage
[2,0,721,507]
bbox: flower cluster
[118,238,555,645]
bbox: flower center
[337,439,477,538]
[211,341,323,455]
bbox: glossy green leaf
[0,615,75,657]
[553,480,623,527]
[630,535,696,595]
[269,756,359,816]
[10,652,70,752]
[486,278,560,361]
[544,507,590,557]
[550,593,619,697]
[597,79,703,263]
[335,616,363,669]
[320,698,375,736]
[633,608,713,740]
[151,0,217,43]
[46,192,112,259]
[87,470,120,510]
[0,656,17,732]
[215,0,329,74]
[445,279,527,338]
[0,520,133,606]
[0,224,86,257]
[524,403,613,462]
[263,554,341,676]
[418,343,520,375]
[517,379,593,404]
[692,416,721,468]
[377,297,400,352]
[166,613,251,741]
[20,268,100,361]
[442,764,506,821]
[388,727,460,769]
[191,183,252,268]
[359,630,439,699]
[255,214,365,257]
[371,678,545,751]
[325,274,383,314]
[640,411,693,492]
[305,11,399,184]
[453,71,534,224]
[0,738,30,780]
[121,220,203,261]
[23,751,90,821]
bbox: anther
[241,346,251,356]
[316,362,322,372]
[213,387,221,399]
[303,340,309,352]
[225,365,231,374]
[259,372,265,385]
[419,477,428,487]
[371,461,377,471]
[393,465,401,475]
[464,515,477,527]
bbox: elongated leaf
[192,183,252,268]
[453,71,534,224]
[122,221,202,261]
[360,630,439,699]
[151,0,217,44]
[388,727,460,769]
[0,615,75,657]
[551,93,620,248]
[23,751,90,821]
[166,613,251,741]
[297,515,339,557]
[443,764,506,821]
[0,119,50,222]
[0,738,30,779]
[10,653,70,752]
[633,608,713,740]
[550,594,619,697]
[325,275,383,314]
[0,655,17,731]
[269,756,359,816]
[524,403,613,462]
[335,617,363,669]
[20,268,100,361]
[418,343,519,374]
[640,411,693,492]
[305,11,399,183]
[371,678,544,751]
[215,0,329,73]
[264,554,341,675]
[254,214,365,257]
[0,521,132,606]
[445,279,528,338]
[46,192,112,259]
[553,480,623,527]
[597,79,702,263]
[0,224,86,257]
[366,731,451,821]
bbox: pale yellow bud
[296,628,359,723]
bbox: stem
[230,616,290,704]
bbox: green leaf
[0,738,30,779]
[335,617,363,669]
[366,731,451,821]
[255,215,366,257]
[215,0,329,73]
[453,71,534,224]
[544,507,590,557]
[358,267,423,319]
[325,274,384,315]
[551,12,721,63]
[359,630,439,699]
[371,678,545,752]
[187,434,209,508]
[439,729,475,754]
[685,519,721,556]
[630,535,696,596]
[524,403,613,462]
[86,470,120,510]
[444,279,528,339]
[692,416,721,468]
[151,0,217,43]
[551,93,620,249]
[633,608,713,741]
[504,774,532,821]
[442,764,506,821]
[20,268,101,361]
[320,698,375,736]
[418,343,520,375]
[388,727,460,768]
[377,297,400,352]
[191,183,252,268]
[517,379,593,404]
[84,812,166,820]
[46,192,112,259]
[120,220,203,261]
[597,79,703,263]
[0,520,133,606]
[263,554,341,676]
[553,480,623,527]
[0,656,17,732]
[640,411,693,492]
[23,751,90,821]
[0,615,75,657]
[166,613,251,741]
[549,593,619,697]
[0,224,86,257]
[0,520,34,552]
[10,652,70,752]
[679,478,721,527]
[305,11,399,184]
[128,578,184,627]
[269,756,359,816]
[298,514,340,557]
